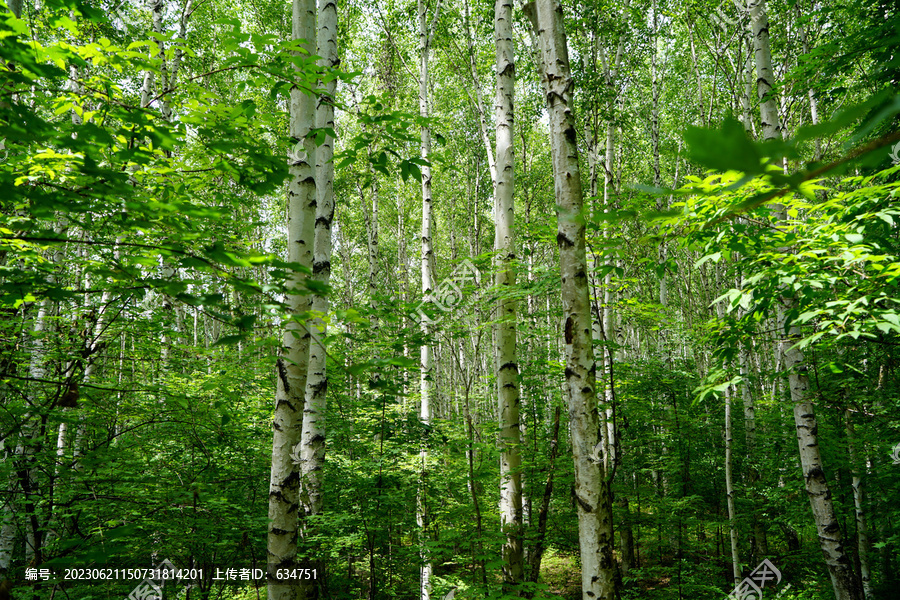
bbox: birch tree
[416,1,442,597]
[749,2,861,598]
[493,0,523,589]
[297,0,338,596]
[526,0,615,596]
[267,0,318,593]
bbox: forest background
[1,0,899,598]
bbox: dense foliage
[1,0,899,598]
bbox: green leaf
[684,118,763,174]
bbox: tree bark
[724,386,741,587]
[416,0,442,597]
[526,1,616,597]
[267,0,317,594]
[493,0,522,589]
[296,0,337,596]
[780,319,861,600]
[844,409,874,600]
[748,0,780,141]
[748,3,860,598]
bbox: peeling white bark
[493,0,522,587]
[296,2,337,597]
[748,0,780,142]
[268,0,317,594]
[526,0,616,596]
[780,301,861,600]
[417,0,442,596]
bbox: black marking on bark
[575,494,593,513]
[275,396,297,411]
[564,126,577,145]
[565,316,574,344]
[310,434,326,444]
[564,367,576,379]
[823,520,841,534]
[806,466,825,482]
[500,361,518,372]
[313,260,331,274]
[581,386,591,394]
[277,358,290,393]
[284,470,300,485]
[557,232,575,248]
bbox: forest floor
[539,551,580,599]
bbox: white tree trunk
[780,305,861,600]
[416,0,441,596]
[748,0,780,142]
[296,1,337,596]
[749,3,860,597]
[793,1,821,159]
[715,292,741,586]
[267,0,317,594]
[360,180,379,307]
[140,0,164,110]
[493,0,523,588]
[526,1,616,596]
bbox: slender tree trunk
[780,316,860,600]
[360,179,379,308]
[748,0,780,142]
[0,441,16,595]
[748,3,860,598]
[794,1,821,160]
[650,0,660,189]
[526,1,615,597]
[140,0,164,110]
[527,405,561,588]
[494,0,522,588]
[416,0,441,596]
[6,0,22,17]
[267,0,317,594]
[844,410,874,600]
[724,386,741,587]
[296,2,337,597]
